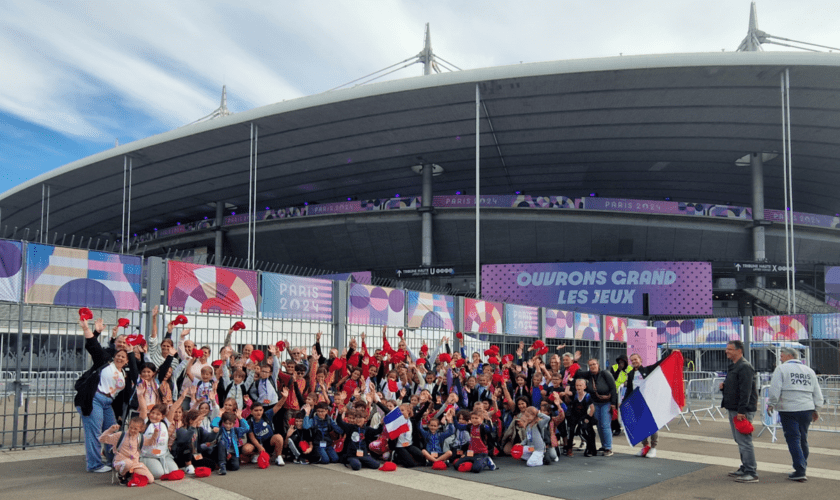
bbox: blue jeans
[594,402,612,450]
[316,445,339,464]
[728,410,757,475]
[77,392,117,471]
[779,410,813,475]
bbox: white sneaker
[275,456,285,466]
[636,449,646,457]
[185,464,195,475]
[646,448,657,458]
[90,465,112,473]
[251,454,259,464]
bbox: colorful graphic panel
[0,240,23,303]
[505,304,539,337]
[464,299,504,334]
[348,284,405,326]
[824,266,840,309]
[654,318,742,344]
[605,316,628,341]
[545,308,574,339]
[167,261,257,316]
[261,273,332,321]
[407,291,454,330]
[812,314,840,340]
[753,315,808,342]
[482,262,712,315]
[24,244,141,309]
[574,312,600,340]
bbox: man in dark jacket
[720,340,758,483]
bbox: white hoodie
[767,360,824,412]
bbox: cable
[763,40,821,52]
[765,35,840,52]
[355,61,420,86]
[435,55,463,70]
[326,56,417,92]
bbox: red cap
[502,354,514,364]
[174,314,188,325]
[488,356,500,365]
[118,318,130,328]
[456,331,463,340]
[455,358,466,368]
[194,466,211,478]
[232,321,246,331]
[161,470,184,481]
[379,461,397,472]
[276,341,286,352]
[191,348,204,358]
[457,462,472,472]
[289,418,296,426]
[492,373,503,385]
[125,333,144,346]
[250,350,264,363]
[299,440,309,453]
[388,380,400,393]
[511,444,524,459]
[489,345,500,353]
[330,359,346,372]
[78,308,93,321]
[432,460,448,470]
[734,417,754,435]
[538,346,549,356]
[420,344,429,353]
[531,340,545,350]
[212,360,223,368]
[397,330,403,338]
[257,450,270,469]
[127,474,149,487]
[484,349,495,357]
[438,353,451,364]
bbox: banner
[574,312,600,340]
[825,266,840,309]
[167,261,258,316]
[812,313,840,340]
[545,308,574,339]
[655,317,742,344]
[626,327,658,366]
[348,284,405,326]
[605,316,628,341]
[481,262,712,315]
[25,244,141,309]
[407,291,454,330]
[0,240,22,303]
[505,304,539,337]
[464,299,504,334]
[261,273,332,321]
[752,315,808,342]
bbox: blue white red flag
[383,407,410,439]
[619,351,685,446]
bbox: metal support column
[214,201,224,266]
[751,152,766,288]
[333,280,349,350]
[12,244,28,449]
[475,84,481,299]
[599,314,607,368]
[421,163,433,291]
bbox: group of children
[92,311,615,487]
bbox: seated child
[215,411,250,475]
[242,387,288,466]
[303,402,343,464]
[420,415,455,465]
[172,409,218,473]
[99,417,157,485]
[287,411,318,464]
[451,408,497,473]
[336,406,381,471]
[516,406,550,467]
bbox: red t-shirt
[468,425,488,454]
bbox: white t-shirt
[141,419,170,457]
[97,363,126,397]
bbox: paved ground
[2,418,839,500]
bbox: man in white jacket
[766,347,824,483]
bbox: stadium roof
[3,51,840,242]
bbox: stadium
[2,3,840,451]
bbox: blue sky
[2,0,839,196]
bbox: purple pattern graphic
[654,317,741,345]
[407,291,455,330]
[348,284,405,326]
[574,312,601,340]
[545,308,574,339]
[504,304,539,337]
[0,240,23,303]
[481,262,712,316]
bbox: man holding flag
[618,349,685,456]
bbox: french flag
[620,351,686,447]
[383,407,410,440]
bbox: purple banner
[504,304,539,336]
[545,309,574,339]
[261,273,332,321]
[348,284,405,326]
[766,209,839,229]
[583,198,681,215]
[482,262,712,315]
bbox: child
[242,387,288,466]
[215,411,250,475]
[445,409,472,461]
[172,409,218,473]
[286,411,317,464]
[390,403,426,468]
[137,384,181,478]
[302,401,343,464]
[99,417,157,485]
[336,406,381,471]
[220,355,255,412]
[516,406,550,467]
[450,409,497,473]
[565,378,596,457]
[420,416,455,465]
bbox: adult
[574,359,617,456]
[74,317,136,472]
[720,340,758,483]
[767,347,824,482]
[625,351,677,457]
[609,354,632,436]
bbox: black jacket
[574,369,617,406]
[721,357,758,413]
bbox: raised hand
[181,328,191,339]
[316,331,323,342]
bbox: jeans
[77,392,117,471]
[728,410,757,475]
[594,402,612,450]
[779,410,813,475]
[316,445,339,464]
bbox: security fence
[2,238,840,449]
